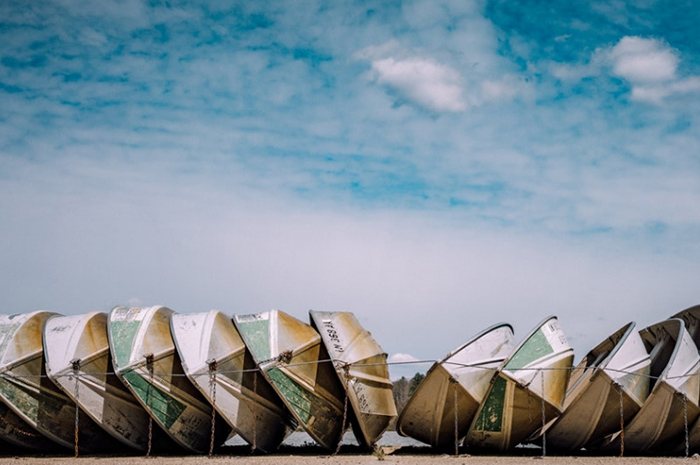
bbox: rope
[332,364,350,457]
[208,359,218,458]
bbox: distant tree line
[389,372,425,429]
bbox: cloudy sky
[1,0,699,378]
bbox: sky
[1,0,700,379]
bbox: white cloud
[369,56,467,113]
[609,36,679,83]
[551,36,700,104]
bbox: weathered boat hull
[0,402,57,451]
[309,310,397,448]
[171,310,295,452]
[108,306,232,453]
[592,318,700,453]
[396,323,515,448]
[233,310,346,451]
[44,312,174,452]
[466,316,574,451]
[545,322,651,451]
[0,311,118,452]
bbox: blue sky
[2,0,700,378]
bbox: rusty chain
[72,358,80,458]
[252,369,258,454]
[332,364,350,457]
[618,383,624,458]
[452,377,459,456]
[208,358,218,458]
[146,353,154,458]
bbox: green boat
[108,306,232,453]
[233,310,346,450]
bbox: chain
[540,369,546,458]
[683,392,689,458]
[208,359,218,458]
[0,411,41,437]
[72,359,80,458]
[252,370,258,454]
[332,364,350,457]
[452,378,459,456]
[146,353,154,458]
[618,383,624,458]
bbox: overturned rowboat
[466,316,574,451]
[396,323,515,448]
[171,310,296,452]
[545,322,651,451]
[108,306,232,453]
[667,305,700,453]
[43,312,174,451]
[233,310,346,450]
[0,311,118,452]
[591,318,700,453]
[309,310,397,448]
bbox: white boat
[233,310,346,450]
[0,311,118,452]
[397,323,515,448]
[545,322,651,451]
[107,306,233,453]
[309,310,397,448]
[43,312,174,451]
[466,316,574,450]
[591,318,700,453]
[171,310,296,452]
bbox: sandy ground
[0,446,697,465]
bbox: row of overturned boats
[0,305,699,456]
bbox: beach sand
[0,446,695,465]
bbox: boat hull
[234,310,345,451]
[171,310,295,452]
[44,312,173,451]
[0,312,117,452]
[108,306,232,453]
[466,316,574,451]
[592,318,700,453]
[397,323,515,448]
[310,310,397,448]
[545,322,651,451]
